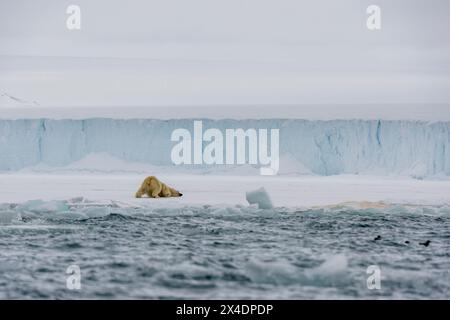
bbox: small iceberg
[246,187,273,209]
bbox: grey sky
[1,0,449,106]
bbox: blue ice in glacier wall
[0,119,449,176]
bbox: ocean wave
[1,197,449,299]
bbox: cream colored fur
[135,176,182,198]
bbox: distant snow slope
[0,92,39,108]
[0,119,449,177]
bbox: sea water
[0,199,449,299]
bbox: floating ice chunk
[16,200,44,212]
[67,197,86,204]
[16,200,69,213]
[246,187,273,209]
[0,211,21,223]
[42,200,69,212]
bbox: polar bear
[135,176,183,198]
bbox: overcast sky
[1,0,449,107]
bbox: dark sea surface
[1,199,449,299]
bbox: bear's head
[170,188,183,197]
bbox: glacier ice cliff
[0,119,449,176]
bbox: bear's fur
[135,176,183,198]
